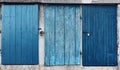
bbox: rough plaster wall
[0,4,118,70]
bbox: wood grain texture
[2,5,38,65]
[75,6,80,65]
[2,5,10,64]
[68,6,76,65]
[21,6,28,64]
[44,5,51,66]
[55,5,64,65]
[44,5,80,66]
[64,6,69,65]
[15,5,22,64]
[49,5,55,65]
[9,5,15,64]
[82,5,117,66]
[64,5,80,65]
[32,4,39,64]
[26,5,32,64]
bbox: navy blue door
[82,5,117,66]
[2,5,38,65]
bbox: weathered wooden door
[2,5,38,65]
[44,5,81,65]
[82,5,117,66]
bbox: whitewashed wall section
[117,4,120,70]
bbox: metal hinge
[0,49,2,54]
[80,16,82,19]
[0,30,1,33]
[0,14,2,19]
[80,51,82,55]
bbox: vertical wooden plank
[69,6,76,65]
[15,5,22,64]
[32,4,39,64]
[75,6,80,65]
[26,5,32,64]
[55,5,65,65]
[64,6,70,65]
[21,5,27,64]
[93,6,100,65]
[9,5,16,64]
[82,5,86,65]
[65,5,76,65]
[44,5,50,65]
[49,5,55,65]
[2,5,10,64]
[105,6,110,65]
[113,6,118,65]
[106,6,117,65]
[45,5,55,65]
[98,6,109,65]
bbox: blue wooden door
[2,5,38,65]
[82,5,117,66]
[44,5,80,66]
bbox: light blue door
[2,4,39,65]
[44,5,81,66]
[82,5,117,66]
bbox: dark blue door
[2,5,38,65]
[82,5,117,66]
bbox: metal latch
[39,28,44,36]
[83,32,90,37]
